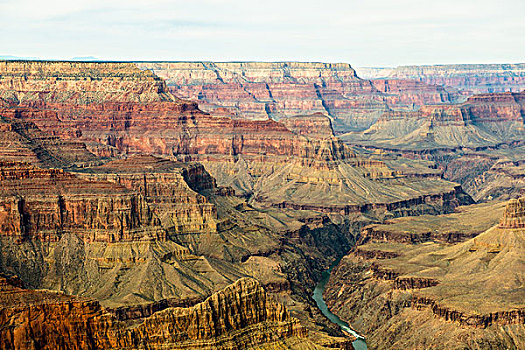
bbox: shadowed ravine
[312,260,367,350]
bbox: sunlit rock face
[137,61,389,132]
[0,276,319,350]
[323,199,525,349]
[343,91,525,149]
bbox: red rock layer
[0,61,356,164]
[397,91,525,126]
[0,160,164,242]
[78,155,219,234]
[279,113,335,139]
[385,63,525,94]
[0,275,309,350]
[137,61,388,132]
[370,79,456,108]
[0,156,222,243]
[0,115,98,167]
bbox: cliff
[0,115,98,167]
[322,199,525,349]
[0,276,323,350]
[343,91,525,149]
[137,61,387,132]
[0,61,354,162]
[357,63,525,94]
[0,160,164,242]
[0,60,175,104]
[0,60,469,216]
[499,196,525,228]
[77,155,219,235]
[279,113,335,139]
[370,79,458,108]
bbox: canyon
[0,59,523,349]
[137,62,462,133]
[323,198,525,349]
[356,63,525,94]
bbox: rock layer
[0,276,318,350]
[0,60,469,215]
[356,63,525,94]
[343,91,525,149]
[323,199,525,349]
[137,61,387,132]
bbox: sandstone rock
[0,115,98,167]
[0,276,322,350]
[323,199,525,349]
[499,196,525,228]
[370,79,458,108]
[0,61,469,216]
[137,61,387,132]
[0,160,163,242]
[279,113,335,139]
[343,91,525,149]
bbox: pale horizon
[1,0,524,67]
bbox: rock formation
[0,275,325,350]
[356,63,525,94]
[0,60,469,215]
[323,199,525,349]
[499,196,525,228]
[137,61,387,132]
[0,115,98,167]
[1,60,497,349]
[369,79,458,108]
[343,91,525,149]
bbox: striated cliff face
[279,113,335,139]
[0,60,470,216]
[137,61,387,132]
[323,199,525,349]
[0,115,98,167]
[0,60,175,104]
[78,155,219,235]
[370,79,458,108]
[0,61,354,163]
[500,196,525,228]
[356,63,525,94]
[0,276,321,350]
[0,160,163,242]
[343,91,525,149]
[0,156,239,304]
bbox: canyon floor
[0,60,523,350]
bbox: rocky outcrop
[0,276,318,350]
[499,196,525,228]
[0,115,98,168]
[269,185,472,216]
[411,295,525,328]
[0,160,164,242]
[0,60,174,104]
[279,113,335,139]
[78,155,219,235]
[137,61,387,132]
[370,79,458,108]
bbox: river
[312,262,367,350]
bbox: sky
[1,0,524,67]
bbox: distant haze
[1,0,524,67]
